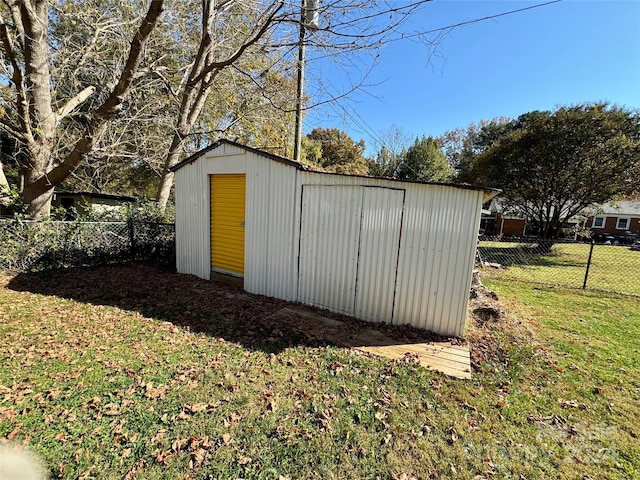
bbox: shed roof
[171,139,500,202]
[170,139,304,172]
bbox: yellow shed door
[210,174,246,276]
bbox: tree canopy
[367,125,410,178]
[368,130,453,182]
[463,104,640,238]
[439,118,510,182]
[1,0,432,218]
[305,127,369,174]
[0,0,165,218]
[395,136,453,183]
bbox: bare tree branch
[0,120,27,143]
[55,86,97,122]
[191,2,285,86]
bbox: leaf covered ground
[0,265,638,479]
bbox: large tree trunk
[23,184,54,218]
[20,143,57,218]
[19,1,57,218]
[156,136,184,208]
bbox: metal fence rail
[477,236,640,296]
[0,219,175,272]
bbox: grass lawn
[479,241,640,296]
[1,265,638,479]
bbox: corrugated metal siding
[174,147,248,280]
[294,173,483,335]
[175,154,212,280]
[298,171,390,188]
[210,174,246,275]
[264,166,298,300]
[296,184,406,323]
[298,185,363,314]
[214,142,247,157]
[354,187,404,323]
[394,185,483,336]
[244,155,298,300]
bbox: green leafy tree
[300,136,323,166]
[306,127,369,174]
[368,125,410,177]
[368,145,402,177]
[396,136,453,182]
[467,103,640,239]
[440,118,510,181]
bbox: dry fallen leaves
[4,427,21,443]
[184,403,208,413]
[103,403,121,416]
[558,398,588,410]
[123,459,147,480]
[392,474,418,480]
[448,427,458,443]
[190,448,208,469]
[144,382,167,400]
[154,449,172,465]
[78,467,95,480]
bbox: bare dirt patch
[5,264,450,354]
[466,282,526,374]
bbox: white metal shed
[171,140,497,337]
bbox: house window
[616,218,629,230]
[592,217,605,228]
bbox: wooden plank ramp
[354,342,471,379]
[274,307,471,379]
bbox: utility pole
[293,0,318,163]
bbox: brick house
[480,212,526,237]
[481,197,588,239]
[480,198,527,237]
[587,201,640,241]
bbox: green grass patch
[1,265,638,479]
[479,241,640,295]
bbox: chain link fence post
[582,240,595,289]
[128,218,136,261]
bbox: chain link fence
[0,219,175,272]
[477,235,640,296]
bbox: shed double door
[297,185,405,323]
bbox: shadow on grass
[479,245,586,268]
[6,264,444,355]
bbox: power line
[307,0,563,63]
[309,0,565,155]
[386,0,564,43]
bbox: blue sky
[303,0,640,155]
